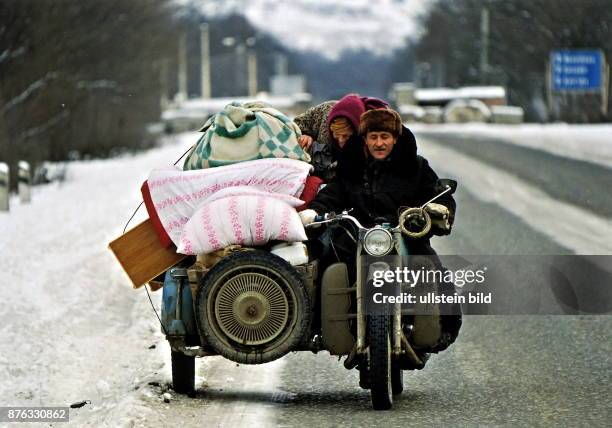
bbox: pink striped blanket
[147,158,312,254]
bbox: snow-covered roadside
[0,134,197,426]
[419,137,612,254]
[1,122,609,426]
[411,123,612,169]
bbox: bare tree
[411,0,612,122]
[0,0,180,188]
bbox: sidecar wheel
[196,250,311,364]
[368,315,393,410]
[391,364,403,395]
[171,351,195,394]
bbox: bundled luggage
[183,101,310,170]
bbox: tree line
[0,0,179,189]
[0,3,303,190]
[3,0,609,190]
[404,0,612,122]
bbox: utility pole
[246,37,257,97]
[480,7,490,84]
[247,51,257,97]
[602,61,610,117]
[235,43,246,96]
[546,58,554,120]
[275,53,288,76]
[159,58,169,110]
[177,32,188,102]
[247,50,257,97]
[200,23,211,99]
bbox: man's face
[365,131,396,160]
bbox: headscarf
[329,117,353,135]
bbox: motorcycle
[160,179,457,410]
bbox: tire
[171,350,195,394]
[368,315,393,410]
[391,364,403,395]
[196,250,311,364]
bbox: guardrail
[0,162,8,212]
[18,161,31,204]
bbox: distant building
[270,75,307,97]
[390,82,523,124]
[415,86,507,108]
[389,82,416,107]
[161,92,312,133]
[391,82,507,108]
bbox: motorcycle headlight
[363,228,393,256]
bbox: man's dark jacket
[309,126,455,250]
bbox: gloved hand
[425,203,451,231]
[299,209,318,226]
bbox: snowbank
[0,134,196,426]
[412,123,612,169]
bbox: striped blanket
[147,158,312,249]
[184,101,310,170]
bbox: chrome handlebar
[305,184,452,238]
[308,208,432,239]
[310,211,366,230]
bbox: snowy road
[1,128,611,427]
[0,135,195,426]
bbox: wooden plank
[108,218,187,288]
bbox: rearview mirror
[438,179,457,194]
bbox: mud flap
[321,263,355,355]
[409,255,448,351]
[411,275,462,352]
[161,270,197,336]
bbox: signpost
[548,49,609,117]
[551,50,603,91]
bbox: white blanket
[147,158,311,249]
[177,192,307,255]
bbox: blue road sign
[551,50,603,92]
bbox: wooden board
[108,218,187,288]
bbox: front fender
[161,270,197,336]
[320,262,354,355]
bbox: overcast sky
[183,0,432,59]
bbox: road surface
[1,131,610,427]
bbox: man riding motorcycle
[293,93,391,181]
[300,108,462,353]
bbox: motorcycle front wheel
[368,315,393,410]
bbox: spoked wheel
[391,363,403,395]
[368,315,393,410]
[171,350,195,394]
[196,250,311,364]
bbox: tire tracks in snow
[419,138,612,254]
[417,132,612,218]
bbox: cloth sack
[184,101,310,170]
[177,193,307,255]
[147,158,311,245]
[201,185,304,206]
